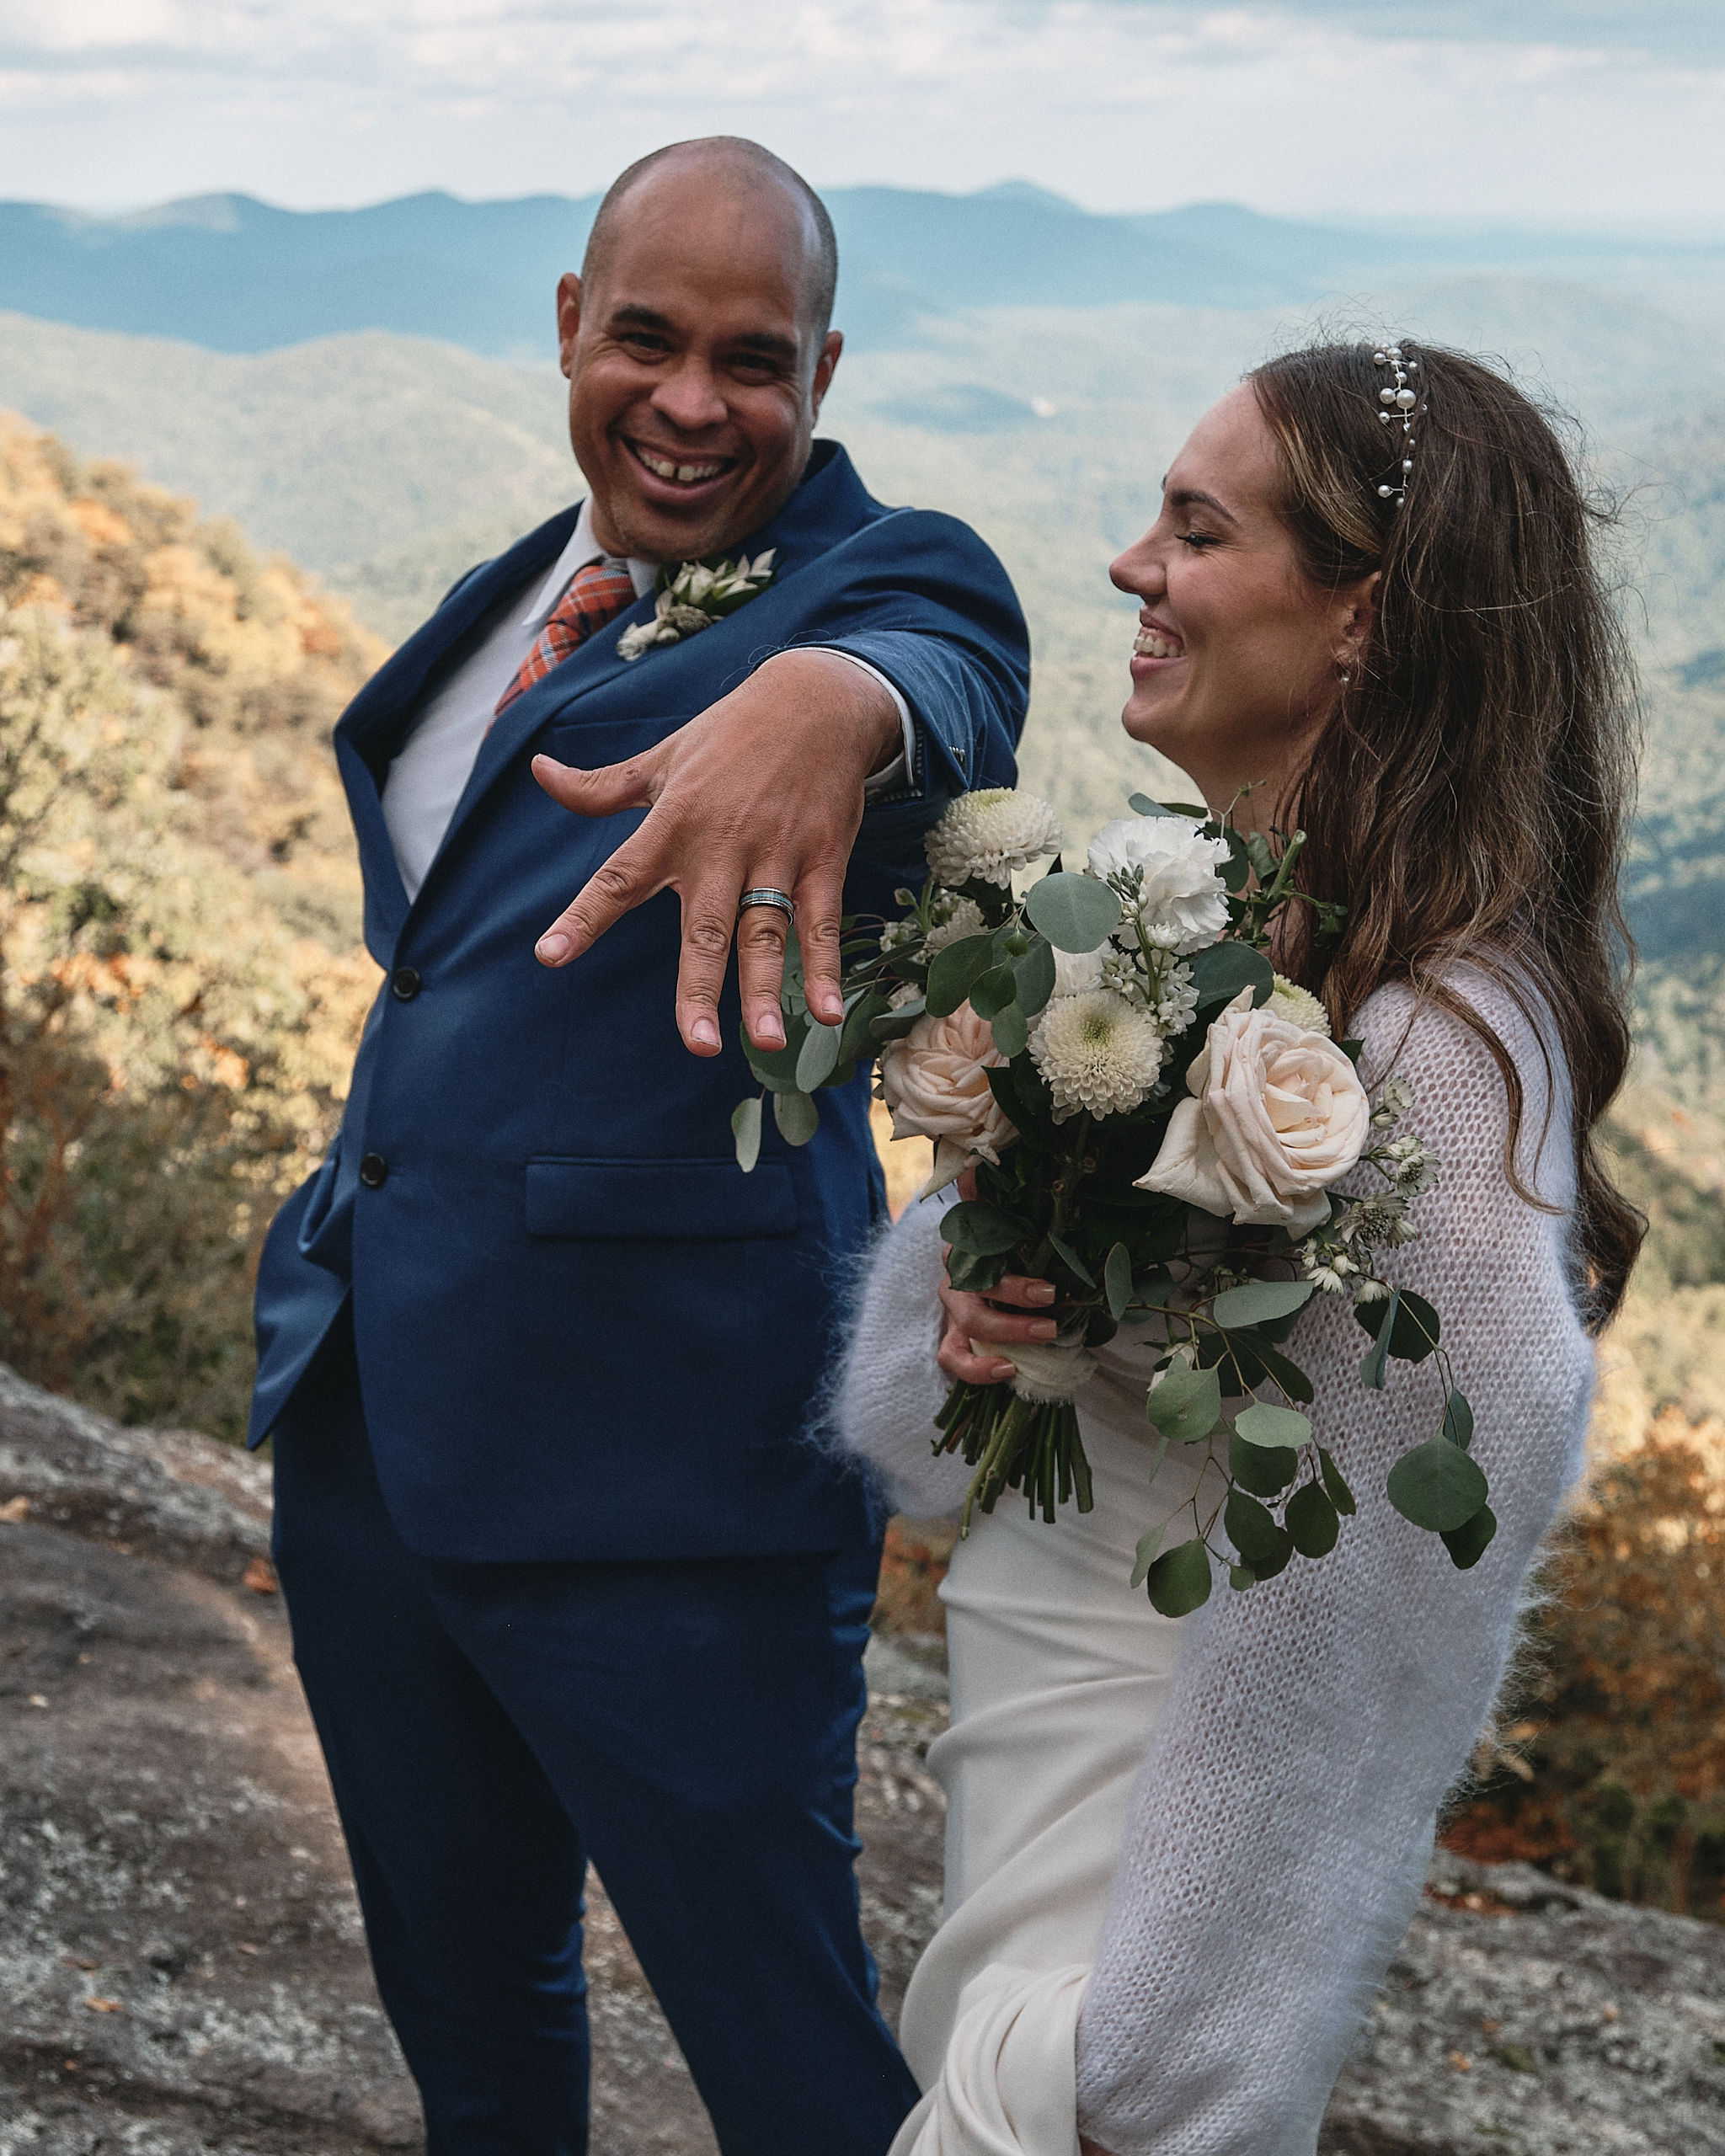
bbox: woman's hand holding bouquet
[734,787,1496,1614]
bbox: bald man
[252,139,1028,2155]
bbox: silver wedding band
[738,887,796,926]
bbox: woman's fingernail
[1027,1281,1056,1304]
[537,932,569,963]
[1033,1320,1058,1341]
[692,1017,719,1049]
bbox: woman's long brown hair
[1251,341,1644,1330]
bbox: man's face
[558,168,841,564]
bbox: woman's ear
[1332,568,1381,674]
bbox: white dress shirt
[380,498,916,903]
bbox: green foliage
[1387,1435,1491,1534]
[1023,870,1119,952]
[1146,1537,1213,1617]
[1144,1363,1220,1446]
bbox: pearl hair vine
[1372,342,1421,509]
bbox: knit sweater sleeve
[830,1189,975,1521]
[1074,976,1595,2156]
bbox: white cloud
[0,0,1716,227]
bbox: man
[252,137,1028,2155]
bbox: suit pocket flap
[525,1156,796,1241]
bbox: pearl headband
[1373,343,1421,508]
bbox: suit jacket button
[391,966,422,1001]
[358,1153,389,1189]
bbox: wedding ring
[738,887,796,926]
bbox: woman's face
[1111,383,1370,824]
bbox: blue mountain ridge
[3,182,1715,361]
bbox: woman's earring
[1335,659,1351,684]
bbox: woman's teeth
[633,446,726,484]
[1135,629,1183,660]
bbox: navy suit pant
[270,1312,920,2155]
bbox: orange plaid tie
[494,559,639,718]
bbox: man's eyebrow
[607,304,676,334]
[1163,483,1241,526]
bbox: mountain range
[5,184,1723,359]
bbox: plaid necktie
[494,559,638,718]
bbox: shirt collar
[520,499,658,628]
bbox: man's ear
[810,330,843,419]
[557,273,584,382]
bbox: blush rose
[1136,988,1370,1230]
[877,1002,1018,1198]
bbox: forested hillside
[0,414,380,1438]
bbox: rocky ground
[3,1369,1723,2154]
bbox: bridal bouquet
[732,788,1497,1614]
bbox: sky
[0,0,1719,228]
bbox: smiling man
[248,139,1028,2156]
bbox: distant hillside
[4,184,1722,360]
[0,413,381,1438]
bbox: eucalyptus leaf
[943,1201,1026,1257]
[869,999,926,1043]
[839,991,889,1065]
[1285,1480,1340,1558]
[1011,935,1057,1017]
[1225,1489,1289,1570]
[1441,1503,1498,1570]
[1359,1289,1399,1390]
[730,1095,762,1175]
[1146,1538,1213,1617]
[1188,941,1274,1011]
[1235,1401,1312,1451]
[1229,1565,1257,1591]
[1318,1446,1358,1517]
[1212,1278,1316,1328]
[969,963,1018,1020]
[772,1088,820,1148]
[795,1017,843,1093]
[1145,1364,1222,1446]
[1386,1435,1490,1533]
[1127,792,1182,818]
[1352,1288,1440,1364]
[1129,1524,1164,1590]
[1048,1232,1096,1288]
[1231,1428,1296,1497]
[991,1003,1029,1059]
[1024,872,1121,953]
[925,932,996,1018]
[1443,1388,1476,1452]
[1104,1242,1134,1321]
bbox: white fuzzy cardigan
[836,978,1594,2154]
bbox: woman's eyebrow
[1164,485,1241,527]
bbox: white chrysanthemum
[924,895,987,955]
[1029,989,1166,1122]
[926,788,1062,888]
[1268,974,1331,1036]
[1087,816,1230,955]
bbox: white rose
[877,1002,1017,1198]
[1135,989,1370,1231]
[1087,816,1231,955]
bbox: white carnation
[1268,974,1331,1036]
[926,788,1062,888]
[1028,989,1166,1122]
[1051,947,1104,995]
[1087,816,1230,955]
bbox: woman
[837,340,1642,2156]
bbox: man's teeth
[1135,630,1184,659]
[635,446,724,483]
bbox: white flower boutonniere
[617,549,778,660]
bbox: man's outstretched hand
[530,650,904,1057]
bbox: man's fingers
[673,878,749,1057]
[793,862,848,1027]
[535,832,670,969]
[531,751,660,819]
[735,898,792,1053]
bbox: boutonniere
[617,549,778,660]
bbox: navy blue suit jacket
[248,441,1028,1561]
